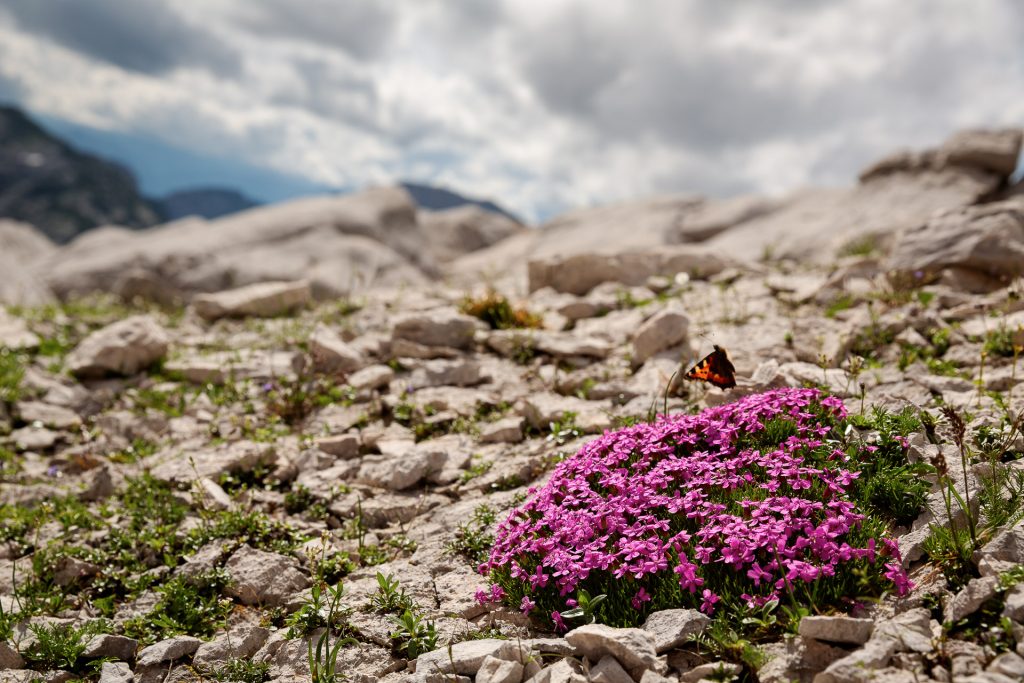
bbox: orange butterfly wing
[684,345,736,389]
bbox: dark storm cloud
[513,0,1022,158]
[0,0,239,75]
[269,56,379,129]
[232,0,397,60]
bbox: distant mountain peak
[0,105,161,243]
[157,186,260,221]
[399,181,522,224]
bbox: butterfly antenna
[662,368,679,419]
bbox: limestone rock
[356,449,446,491]
[528,245,732,295]
[15,401,80,429]
[415,639,518,676]
[799,616,874,645]
[419,205,524,263]
[564,624,664,676]
[1002,584,1024,621]
[590,655,634,683]
[888,199,1024,291]
[193,280,311,321]
[632,307,691,365]
[815,637,900,683]
[315,433,361,459]
[0,641,24,669]
[0,310,39,350]
[67,315,169,377]
[523,657,585,683]
[44,187,430,301]
[136,636,203,667]
[642,609,710,654]
[309,323,364,374]
[193,626,270,667]
[988,651,1024,679]
[480,416,524,444]
[940,128,1024,176]
[680,662,742,682]
[82,634,138,662]
[97,662,132,683]
[224,545,310,607]
[945,576,1000,623]
[977,523,1024,565]
[393,310,479,349]
[475,654,525,683]
[409,359,484,388]
[150,441,276,483]
[348,364,395,392]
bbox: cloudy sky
[0,0,1021,222]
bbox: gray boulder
[419,205,525,262]
[42,187,432,301]
[193,280,311,320]
[66,315,169,377]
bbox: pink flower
[552,611,567,632]
[520,596,536,614]
[700,589,720,615]
[479,388,911,628]
[631,587,652,609]
[883,562,913,596]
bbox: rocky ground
[1,128,1024,683]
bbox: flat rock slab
[415,640,525,676]
[83,634,138,662]
[799,616,874,645]
[193,280,311,321]
[392,310,479,349]
[564,624,664,676]
[0,310,39,349]
[137,636,203,667]
[193,626,270,666]
[15,401,81,429]
[150,440,276,483]
[67,315,169,377]
[642,609,711,653]
[224,544,309,607]
[309,323,364,374]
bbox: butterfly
[685,345,736,389]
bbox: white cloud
[0,0,1021,222]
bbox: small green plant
[264,374,352,426]
[983,325,1020,358]
[837,235,878,258]
[0,348,27,403]
[389,609,438,659]
[846,407,931,526]
[22,620,103,672]
[459,457,492,483]
[616,288,653,309]
[369,572,415,614]
[849,304,895,360]
[305,582,357,683]
[545,412,582,446]
[122,571,233,643]
[688,618,767,676]
[824,294,855,319]
[284,483,315,514]
[922,407,1024,589]
[107,438,159,464]
[207,658,271,683]
[286,579,353,639]
[445,504,496,566]
[460,290,542,330]
[560,589,606,625]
